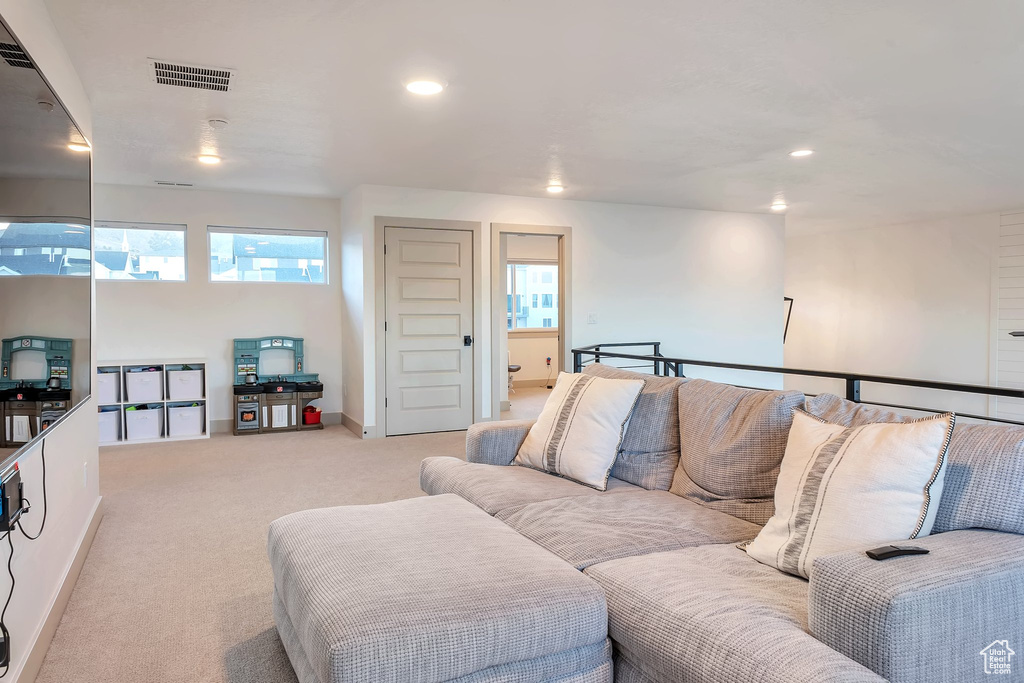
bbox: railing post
[573,350,582,374]
[594,345,602,364]
[846,378,861,403]
[653,342,662,375]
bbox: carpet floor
[36,425,466,683]
[500,386,551,421]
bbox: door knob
[464,335,473,347]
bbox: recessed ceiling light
[546,184,565,194]
[789,149,814,157]
[67,142,90,152]
[406,80,445,95]
[198,154,221,165]
[771,202,788,211]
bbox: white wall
[508,336,557,385]
[0,2,99,680]
[93,184,343,427]
[341,184,786,432]
[784,213,999,416]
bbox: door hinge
[385,398,388,408]
[383,244,387,254]
[384,321,388,332]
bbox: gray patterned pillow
[803,393,911,426]
[933,424,1024,535]
[669,379,805,525]
[583,364,686,490]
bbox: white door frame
[374,216,484,436]
[490,223,572,417]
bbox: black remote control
[866,545,930,561]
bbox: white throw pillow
[746,409,955,579]
[515,372,644,490]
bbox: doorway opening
[490,224,572,422]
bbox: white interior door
[385,226,474,435]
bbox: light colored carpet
[36,425,466,683]
[500,386,551,422]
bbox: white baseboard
[341,413,378,439]
[22,496,104,683]
[511,378,554,388]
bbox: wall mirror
[0,19,92,460]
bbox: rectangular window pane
[507,262,558,330]
[95,221,186,281]
[209,227,327,283]
[0,222,90,276]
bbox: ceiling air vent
[0,42,33,69]
[150,60,232,92]
[155,181,194,188]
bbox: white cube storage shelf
[97,360,208,445]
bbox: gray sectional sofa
[419,364,1024,683]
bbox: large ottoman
[268,494,613,683]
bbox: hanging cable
[17,440,46,541]
[0,532,14,678]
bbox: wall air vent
[155,181,194,187]
[0,42,33,69]
[150,60,232,92]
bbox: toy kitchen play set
[0,336,73,447]
[232,336,324,436]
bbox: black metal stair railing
[572,342,1024,426]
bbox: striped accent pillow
[746,409,955,579]
[515,372,645,490]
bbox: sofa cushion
[805,395,1024,536]
[583,364,686,490]
[499,489,760,569]
[585,545,885,683]
[669,379,805,525]
[420,456,640,515]
[934,423,1024,535]
[516,372,645,490]
[803,393,910,426]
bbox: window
[0,222,90,276]
[208,226,327,283]
[94,221,186,281]
[506,262,558,331]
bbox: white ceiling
[39,0,1024,233]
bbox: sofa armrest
[465,420,535,465]
[808,529,1024,682]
